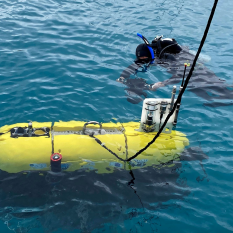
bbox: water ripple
[0,0,232,232]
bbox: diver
[119,33,233,107]
[117,34,182,104]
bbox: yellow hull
[0,121,189,174]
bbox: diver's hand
[116,77,125,83]
[150,82,164,91]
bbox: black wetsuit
[119,54,177,104]
[118,61,151,104]
[120,46,231,106]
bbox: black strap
[156,39,162,56]
[89,135,126,162]
[158,43,178,59]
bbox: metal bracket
[82,121,102,135]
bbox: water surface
[0,0,233,232]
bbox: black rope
[91,0,218,163]
[51,126,54,154]
[89,135,126,161]
[126,0,218,162]
[0,130,11,136]
[120,123,129,160]
[181,65,187,87]
[90,133,184,167]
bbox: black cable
[181,65,187,87]
[89,135,126,161]
[0,130,10,136]
[51,126,54,155]
[91,0,218,163]
[120,123,128,160]
[126,0,218,162]
[90,133,183,167]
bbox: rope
[89,135,126,162]
[120,123,129,160]
[91,0,218,163]
[126,0,218,162]
[90,133,184,167]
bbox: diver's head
[135,43,152,63]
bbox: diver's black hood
[135,44,152,59]
[135,44,152,64]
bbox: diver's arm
[119,62,142,79]
[150,76,181,91]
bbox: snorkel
[137,33,155,64]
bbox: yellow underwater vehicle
[0,86,189,174]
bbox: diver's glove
[117,77,126,84]
[150,82,164,91]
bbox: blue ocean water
[0,0,233,232]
